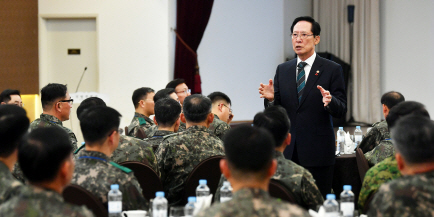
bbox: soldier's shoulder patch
[138,117,147,125]
[109,161,132,174]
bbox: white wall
[284,0,312,60]
[39,0,175,139]
[198,0,311,121]
[380,0,434,116]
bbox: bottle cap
[188,196,196,202]
[199,179,207,185]
[110,184,119,190]
[356,126,361,129]
[223,181,231,186]
[339,127,343,130]
[343,185,352,190]
[156,191,165,197]
[326,194,336,200]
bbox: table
[332,153,362,204]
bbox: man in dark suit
[259,16,347,197]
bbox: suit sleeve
[325,65,347,118]
[264,65,282,108]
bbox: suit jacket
[267,54,347,167]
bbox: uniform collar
[153,130,174,137]
[77,150,110,162]
[40,114,62,125]
[186,125,210,132]
[233,188,270,200]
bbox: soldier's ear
[220,159,231,179]
[180,113,186,123]
[266,159,277,179]
[153,116,158,125]
[396,153,407,174]
[207,113,214,124]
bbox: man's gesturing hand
[259,79,274,101]
[317,85,332,107]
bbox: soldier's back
[368,170,434,217]
[72,150,147,210]
[0,185,94,217]
[359,120,390,153]
[196,188,310,217]
[0,162,23,203]
[365,139,395,166]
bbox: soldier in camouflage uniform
[364,139,395,166]
[216,106,323,210]
[368,115,434,217]
[0,127,94,216]
[29,83,78,151]
[128,87,156,139]
[197,125,309,217]
[358,155,401,214]
[156,94,224,205]
[72,106,148,210]
[0,105,29,203]
[207,92,233,139]
[358,91,404,153]
[144,98,181,152]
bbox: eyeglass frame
[291,32,315,39]
[175,89,191,95]
[222,104,233,114]
[58,99,74,104]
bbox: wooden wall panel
[0,0,38,94]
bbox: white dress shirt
[296,52,317,82]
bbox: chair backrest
[363,191,376,214]
[355,148,370,183]
[124,126,129,136]
[62,184,108,217]
[136,128,147,139]
[268,179,297,203]
[119,161,163,201]
[183,155,225,204]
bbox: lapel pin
[315,70,320,76]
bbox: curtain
[174,0,214,94]
[313,0,381,124]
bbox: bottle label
[340,202,354,216]
[325,212,339,217]
[108,201,122,213]
[220,197,232,203]
[355,135,362,142]
[153,210,167,217]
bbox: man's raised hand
[259,79,274,101]
[317,85,332,107]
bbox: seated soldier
[156,94,224,205]
[196,125,310,217]
[146,88,181,137]
[75,97,158,174]
[0,105,29,203]
[215,106,323,210]
[359,91,404,153]
[368,115,434,216]
[127,87,155,139]
[365,101,429,166]
[0,89,23,107]
[71,106,147,210]
[358,101,430,213]
[207,92,232,139]
[144,98,181,151]
[0,127,94,216]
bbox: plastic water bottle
[337,127,345,155]
[196,179,210,205]
[108,184,122,217]
[323,194,339,217]
[354,126,363,149]
[220,181,233,202]
[184,196,196,217]
[340,185,355,217]
[152,191,168,217]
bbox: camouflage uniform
[111,135,159,175]
[0,185,94,217]
[196,188,310,217]
[215,151,323,210]
[358,156,401,214]
[0,162,23,204]
[30,113,78,151]
[71,150,148,210]
[365,139,395,166]
[127,112,155,139]
[359,120,390,153]
[143,130,175,152]
[208,114,231,140]
[178,122,186,132]
[368,170,434,217]
[155,125,224,205]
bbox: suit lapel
[298,55,324,108]
[287,60,298,105]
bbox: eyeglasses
[222,104,233,113]
[175,89,191,95]
[291,33,314,39]
[58,99,74,105]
